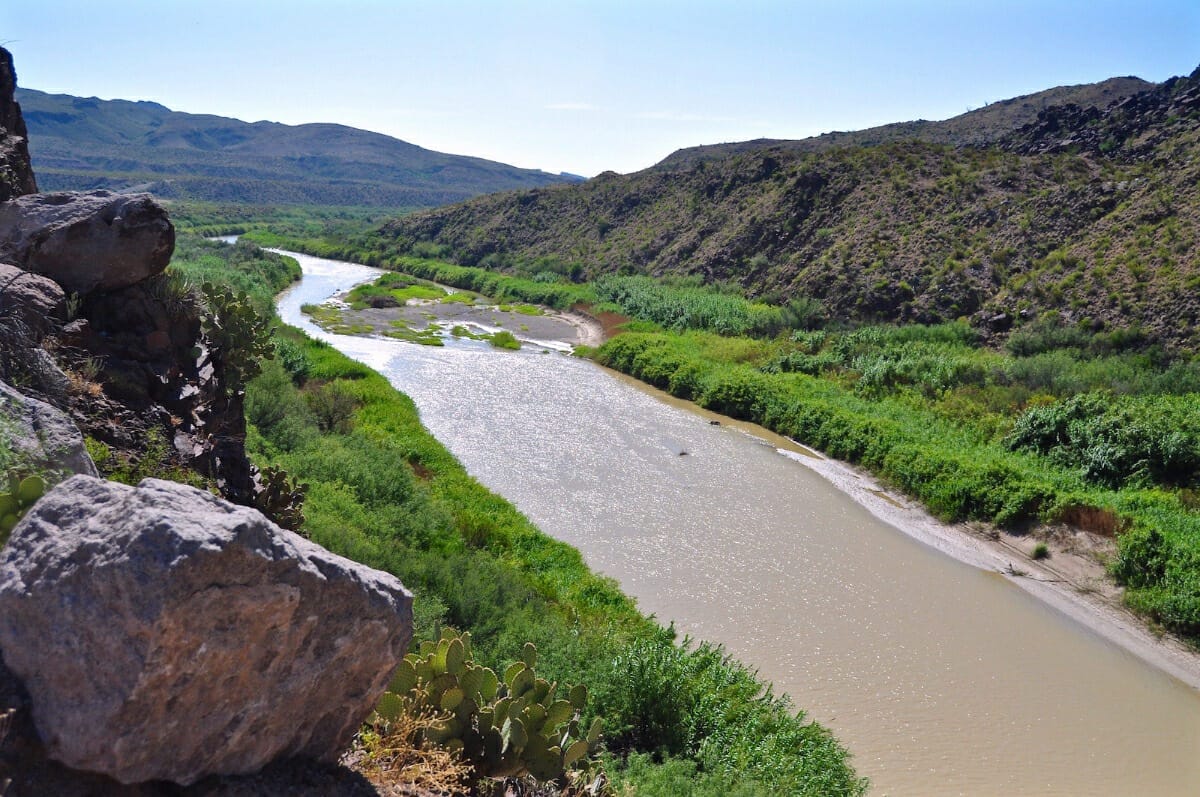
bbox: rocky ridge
[656,75,1152,169]
[1001,64,1200,159]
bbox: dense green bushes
[593,275,785,336]
[381,255,595,310]
[598,638,856,794]
[171,235,301,316]
[1007,392,1200,489]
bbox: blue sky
[4,1,1198,176]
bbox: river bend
[274,248,1200,796]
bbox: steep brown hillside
[380,67,1200,347]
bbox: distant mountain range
[16,88,580,208]
[380,67,1200,348]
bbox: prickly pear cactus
[0,473,45,545]
[373,629,602,783]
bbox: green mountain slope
[17,88,579,208]
[379,68,1200,348]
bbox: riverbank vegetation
[593,324,1200,639]
[229,228,1200,645]
[173,232,867,795]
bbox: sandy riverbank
[782,442,1200,691]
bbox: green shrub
[594,637,866,795]
[306,381,359,434]
[489,330,521,350]
[0,474,46,544]
[593,275,784,336]
[201,282,275,394]
[1007,392,1200,489]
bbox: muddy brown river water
[274,248,1200,796]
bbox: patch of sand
[321,296,605,349]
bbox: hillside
[16,88,579,208]
[379,67,1200,348]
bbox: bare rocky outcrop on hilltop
[655,75,1152,169]
[1002,64,1200,159]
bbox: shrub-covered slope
[380,67,1200,348]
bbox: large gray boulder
[0,262,67,341]
[0,190,174,294]
[0,379,97,477]
[0,476,413,785]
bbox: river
[272,247,1200,796]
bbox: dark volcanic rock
[0,476,413,786]
[0,47,37,202]
[0,190,174,294]
[1002,65,1200,159]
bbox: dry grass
[1059,504,1123,537]
[65,370,105,399]
[345,709,473,796]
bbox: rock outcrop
[1002,64,1200,159]
[0,190,174,294]
[0,379,97,478]
[0,261,66,341]
[0,476,413,786]
[0,48,36,202]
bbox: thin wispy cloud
[546,102,599,111]
[635,110,740,123]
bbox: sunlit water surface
[276,249,1200,796]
